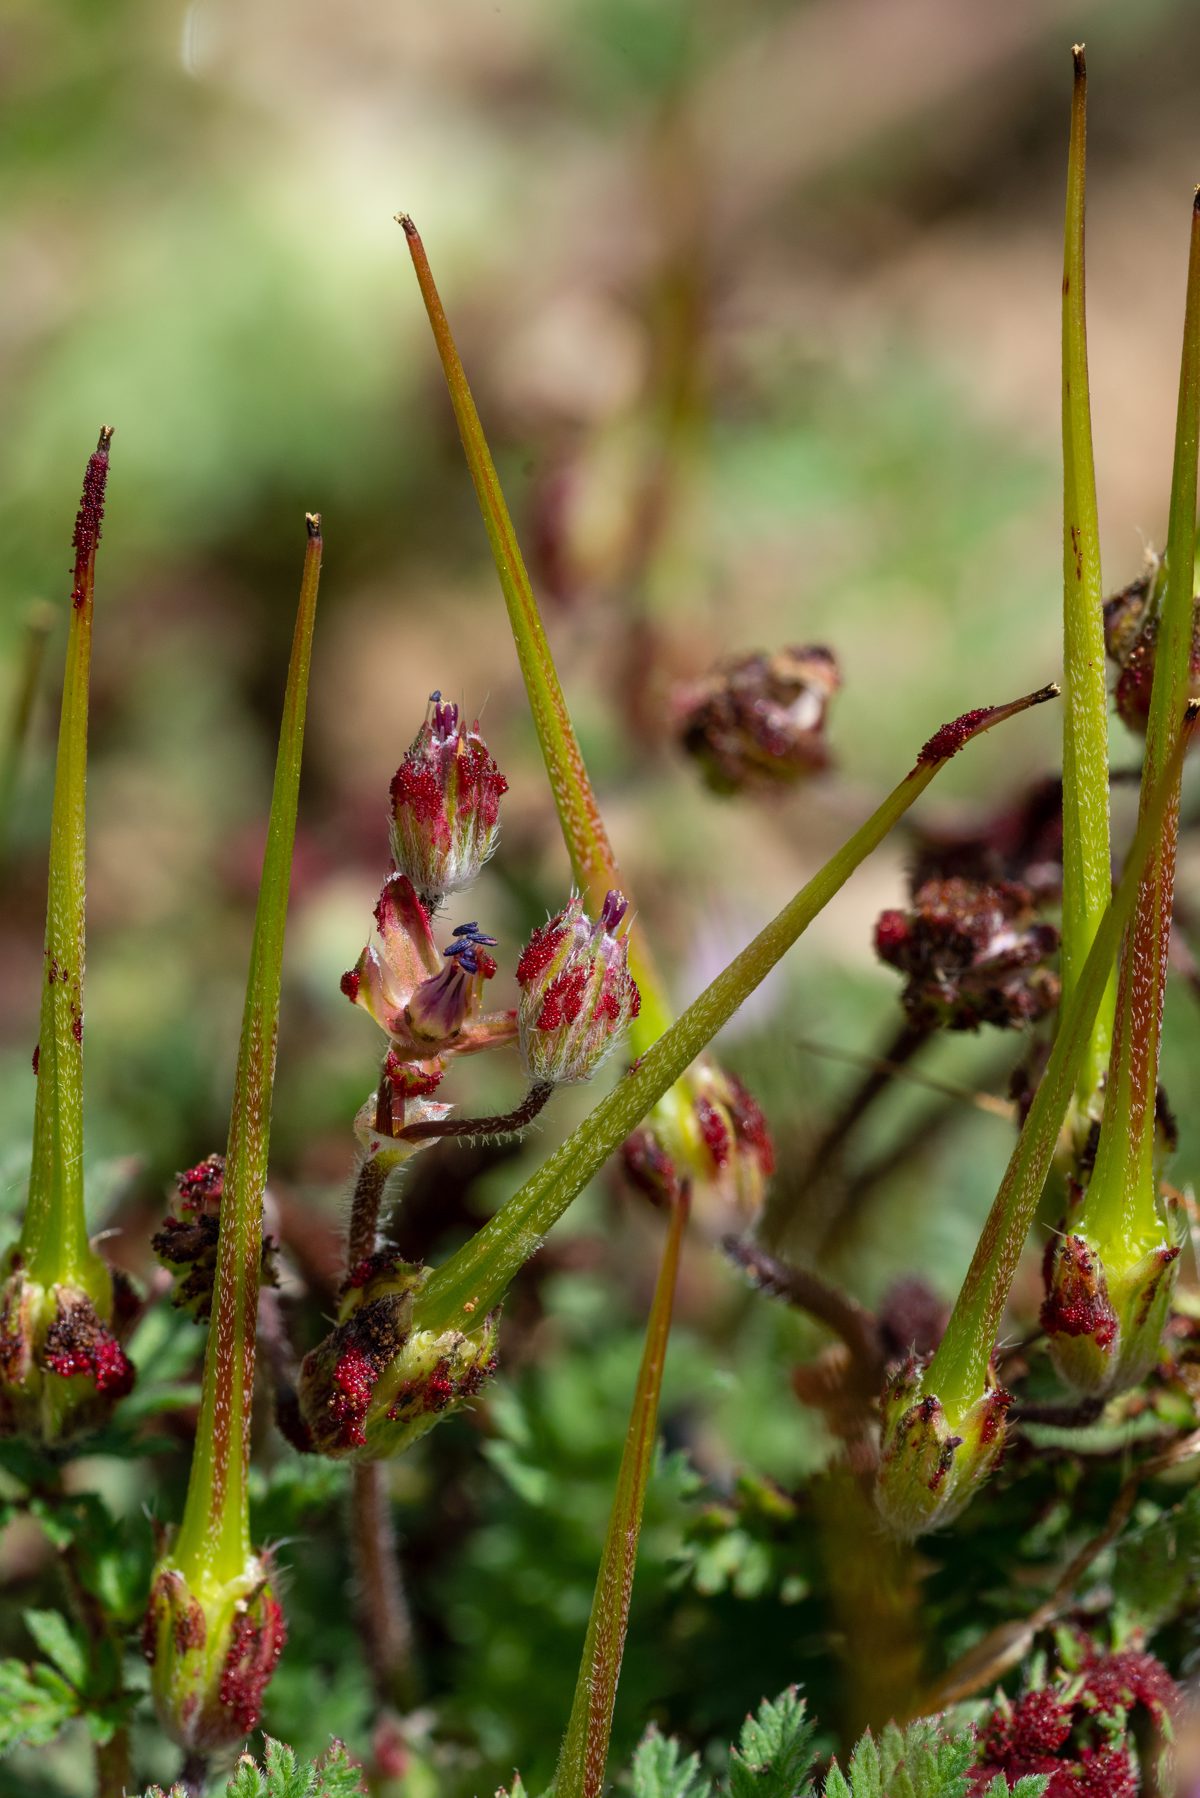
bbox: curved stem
[398,1080,554,1143]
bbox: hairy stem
[398,1080,554,1142]
[926,704,1199,1423]
[556,1189,688,1798]
[21,430,113,1303]
[1060,44,1115,1113]
[174,516,322,1588]
[1082,192,1200,1259]
[350,1462,417,1712]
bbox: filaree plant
[7,37,1200,1798]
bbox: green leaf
[0,1658,78,1754]
[21,1610,87,1690]
[819,1719,983,1798]
[631,1725,708,1798]
[727,1689,816,1798]
[556,1197,687,1798]
[224,1736,363,1797]
[172,515,323,1589]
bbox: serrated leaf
[225,1757,268,1798]
[820,1720,977,1798]
[631,1724,708,1798]
[978,1780,1047,1798]
[223,1736,366,1798]
[727,1689,816,1798]
[836,1728,881,1798]
[21,1609,87,1690]
[0,1658,78,1754]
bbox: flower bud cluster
[294,1252,498,1460]
[0,1256,135,1443]
[143,1551,286,1752]
[152,1155,280,1322]
[516,889,640,1086]
[389,692,508,905]
[970,1641,1176,1797]
[874,876,1059,1032]
[875,1357,1010,1539]
[673,645,841,794]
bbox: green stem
[174,516,322,1587]
[21,430,113,1305]
[398,213,672,1053]
[1082,190,1200,1259]
[1060,44,1115,1113]
[925,703,1200,1423]
[414,686,1058,1336]
[556,1189,687,1798]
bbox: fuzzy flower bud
[341,875,516,1060]
[388,692,508,904]
[151,1156,280,1322]
[295,1253,498,1460]
[874,876,1060,1032]
[622,1058,774,1223]
[674,645,841,794]
[515,890,640,1086]
[875,1358,1010,1539]
[143,1550,286,1752]
[1041,1228,1181,1396]
[0,1256,134,1443]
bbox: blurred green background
[4,1,1200,1791]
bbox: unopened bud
[143,1551,286,1752]
[296,1253,498,1460]
[516,890,640,1086]
[874,877,1059,1032]
[624,1058,774,1224]
[1102,552,1200,735]
[151,1156,279,1322]
[0,1258,134,1442]
[674,645,840,794]
[1042,1229,1180,1396]
[389,693,507,904]
[875,1360,1010,1539]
